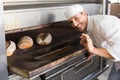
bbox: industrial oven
[0,0,109,80]
[6,21,109,80]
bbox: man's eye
[69,21,73,24]
[69,21,72,23]
[75,17,78,20]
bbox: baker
[64,4,120,80]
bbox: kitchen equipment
[6,21,108,80]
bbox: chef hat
[64,4,84,19]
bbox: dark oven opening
[6,21,109,80]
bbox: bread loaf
[6,41,16,56]
[6,41,10,49]
[17,36,33,49]
[36,33,52,46]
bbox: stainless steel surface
[4,3,102,30]
[9,61,112,80]
[98,60,113,80]
[0,1,9,80]
[3,0,102,5]
[102,0,109,15]
[4,0,101,2]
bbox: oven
[6,21,109,80]
[0,0,109,80]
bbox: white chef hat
[64,4,84,19]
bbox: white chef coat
[87,15,120,62]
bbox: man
[64,4,120,80]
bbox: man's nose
[72,19,78,27]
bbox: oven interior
[6,21,108,80]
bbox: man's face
[68,12,88,32]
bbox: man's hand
[86,53,95,61]
[80,33,95,54]
[80,33,115,60]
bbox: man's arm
[80,33,114,60]
[92,47,114,60]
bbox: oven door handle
[74,57,93,73]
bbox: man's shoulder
[91,15,119,20]
[89,15,119,24]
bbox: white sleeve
[100,16,120,62]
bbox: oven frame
[0,1,9,80]
[0,0,109,80]
[29,54,109,80]
[5,21,109,80]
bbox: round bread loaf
[6,41,10,49]
[17,36,33,49]
[36,33,52,46]
[6,41,16,56]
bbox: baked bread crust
[36,33,52,46]
[17,36,33,49]
[6,41,16,56]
